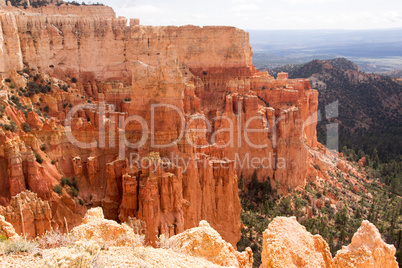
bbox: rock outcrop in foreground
[260,216,332,268]
[71,207,140,247]
[70,208,253,268]
[332,220,398,268]
[259,216,399,268]
[0,212,399,267]
[37,207,254,267]
[169,220,253,268]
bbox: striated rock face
[0,4,320,248]
[0,11,24,74]
[0,10,251,83]
[101,159,127,222]
[260,216,332,268]
[0,131,51,200]
[0,214,18,240]
[0,131,85,232]
[169,220,253,268]
[332,220,398,268]
[99,154,240,246]
[182,158,242,246]
[0,191,52,238]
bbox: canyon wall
[0,5,318,246]
[0,8,252,85]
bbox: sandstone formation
[2,236,234,268]
[81,206,103,224]
[68,208,250,267]
[0,9,251,83]
[169,220,253,268]
[358,157,367,167]
[0,3,319,247]
[0,131,85,236]
[0,191,52,238]
[27,111,43,128]
[258,217,399,268]
[71,207,141,247]
[99,246,236,268]
[337,160,350,173]
[1,212,400,267]
[332,220,398,268]
[260,216,332,268]
[71,210,252,267]
[0,214,18,240]
[0,4,399,268]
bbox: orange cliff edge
[0,3,318,247]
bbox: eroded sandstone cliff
[0,4,319,247]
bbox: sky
[94,0,402,30]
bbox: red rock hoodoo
[0,3,318,246]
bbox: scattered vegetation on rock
[238,148,402,267]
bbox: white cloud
[231,3,259,12]
[385,11,402,23]
[116,4,164,15]
[230,0,262,3]
[98,0,402,30]
[193,14,209,20]
[282,0,341,4]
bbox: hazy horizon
[93,0,402,30]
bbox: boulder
[358,157,367,167]
[337,160,349,173]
